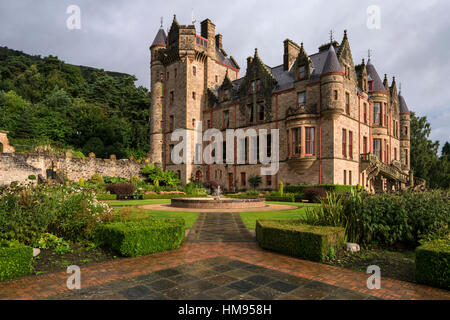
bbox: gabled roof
[399,93,409,113]
[322,44,342,75]
[366,59,386,92]
[151,28,167,47]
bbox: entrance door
[195,170,202,182]
[228,173,233,191]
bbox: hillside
[0,46,150,159]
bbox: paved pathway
[186,212,254,242]
[0,212,449,300]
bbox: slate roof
[151,28,167,47]
[271,65,295,91]
[321,45,342,74]
[217,48,239,70]
[399,94,409,113]
[366,59,386,92]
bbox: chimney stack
[215,34,223,50]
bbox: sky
[0,0,449,148]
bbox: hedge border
[415,239,450,290]
[256,219,345,262]
[0,244,33,281]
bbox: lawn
[239,202,321,230]
[104,199,170,206]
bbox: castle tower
[149,25,167,165]
[399,89,411,171]
[321,43,344,119]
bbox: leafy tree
[410,112,449,189]
[248,175,262,190]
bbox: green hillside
[0,46,150,159]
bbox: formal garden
[0,163,449,291]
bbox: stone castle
[148,16,413,192]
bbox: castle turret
[149,25,167,165]
[399,90,411,170]
[321,44,344,119]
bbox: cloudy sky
[0,0,449,148]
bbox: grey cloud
[0,0,448,147]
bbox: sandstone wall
[0,153,143,185]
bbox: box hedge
[285,184,355,194]
[0,241,33,281]
[256,220,345,262]
[94,218,185,257]
[265,194,295,202]
[142,193,207,200]
[415,239,450,290]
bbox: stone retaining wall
[0,152,144,185]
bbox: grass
[113,207,199,229]
[239,202,321,230]
[104,199,170,206]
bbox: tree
[248,175,262,190]
[410,112,449,189]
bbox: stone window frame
[349,170,352,185]
[373,138,382,160]
[363,102,368,124]
[193,66,197,76]
[297,91,306,106]
[170,91,174,105]
[223,110,230,129]
[348,130,353,159]
[305,127,315,156]
[345,92,350,115]
[246,104,255,124]
[342,128,347,158]
[192,92,196,100]
[298,65,306,80]
[266,175,272,186]
[291,128,301,156]
[343,170,347,185]
[241,172,246,186]
[257,102,265,122]
[373,102,381,125]
[334,90,338,100]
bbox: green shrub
[278,181,284,195]
[285,184,355,194]
[256,220,345,262]
[28,175,36,180]
[415,239,450,290]
[0,240,33,281]
[50,192,113,241]
[94,218,185,257]
[96,193,117,201]
[105,183,136,199]
[142,193,207,200]
[343,190,449,247]
[90,173,104,185]
[265,193,295,202]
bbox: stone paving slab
[186,212,254,242]
[0,241,449,300]
[140,202,297,213]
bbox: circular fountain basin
[171,197,266,209]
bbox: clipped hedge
[256,220,345,262]
[415,239,450,290]
[94,218,185,257]
[265,194,295,202]
[285,184,355,194]
[97,193,117,201]
[142,194,208,200]
[0,241,33,281]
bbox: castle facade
[149,16,411,192]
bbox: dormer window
[250,81,256,93]
[368,80,373,91]
[298,66,306,79]
[297,92,306,106]
[224,89,229,101]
